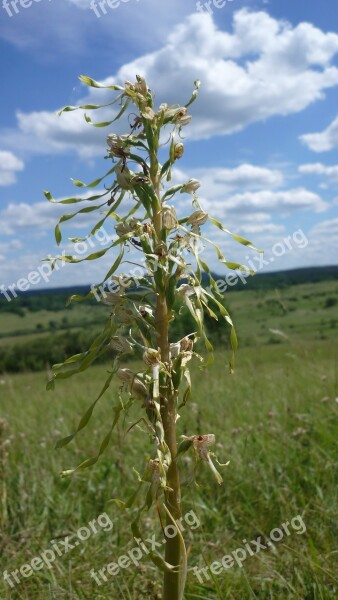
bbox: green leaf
[71,165,116,189]
[185,79,201,108]
[177,439,193,455]
[208,216,263,252]
[57,97,124,116]
[60,399,129,477]
[55,372,115,449]
[55,224,62,245]
[162,184,183,202]
[44,189,110,205]
[79,75,124,91]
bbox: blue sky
[0,0,338,293]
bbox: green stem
[150,139,182,600]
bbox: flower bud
[174,142,184,159]
[162,205,178,230]
[187,210,208,228]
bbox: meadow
[0,273,337,599]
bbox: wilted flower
[114,306,134,324]
[187,210,208,228]
[115,218,139,238]
[139,305,154,319]
[134,75,148,97]
[101,291,125,306]
[181,433,229,485]
[143,348,161,366]
[117,368,148,399]
[107,134,130,157]
[180,336,193,352]
[110,336,133,353]
[170,342,181,359]
[292,427,308,437]
[181,179,201,195]
[177,284,195,298]
[162,205,178,230]
[142,107,156,121]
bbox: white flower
[115,218,139,237]
[107,134,130,157]
[162,205,178,230]
[187,210,208,228]
[181,179,201,195]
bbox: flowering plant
[45,74,259,599]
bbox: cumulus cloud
[299,162,338,182]
[2,9,338,158]
[300,114,338,152]
[0,190,121,236]
[173,163,283,196]
[0,151,24,186]
[203,188,328,216]
[309,217,338,240]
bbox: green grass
[0,334,337,599]
[0,304,106,347]
[1,280,338,350]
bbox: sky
[0,0,338,294]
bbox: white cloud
[203,188,328,216]
[299,162,338,182]
[300,113,338,152]
[309,217,338,241]
[0,151,24,186]
[0,190,110,236]
[0,240,22,253]
[173,163,283,195]
[236,222,285,234]
[2,10,338,158]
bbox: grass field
[0,280,337,599]
[0,279,338,350]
